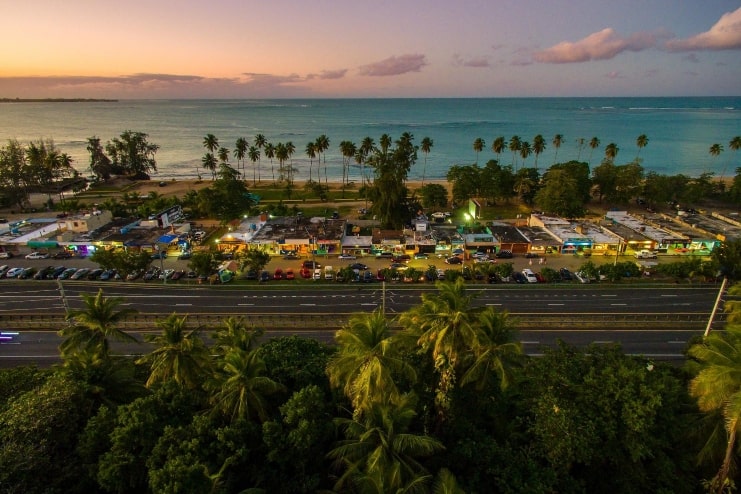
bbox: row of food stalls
[213,210,728,260]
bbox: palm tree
[398,278,486,424]
[203,134,219,155]
[201,153,217,180]
[326,310,416,417]
[420,136,433,184]
[274,142,288,183]
[234,137,248,177]
[212,316,262,356]
[339,140,357,192]
[519,141,532,168]
[248,145,260,184]
[508,135,522,169]
[728,137,741,185]
[552,134,564,164]
[208,348,285,423]
[315,134,330,184]
[575,137,586,160]
[472,137,485,164]
[605,142,619,164]
[59,289,138,359]
[588,136,601,164]
[460,309,522,390]
[253,133,267,183]
[379,133,392,155]
[264,142,276,183]
[217,146,230,168]
[709,143,724,176]
[635,134,649,161]
[305,141,317,182]
[359,136,376,188]
[532,134,546,170]
[327,393,444,494]
[136,313,213,390]
[688,324,741,494]
[491,136,506,165]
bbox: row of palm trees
[472,134,641,170]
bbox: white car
[574,271,591,284]
[25,252,49,260]
[5,267,25,278]
[338,254,356,260]
[522,268,538,283]
[0,251,12,259]
[0,265,8,277]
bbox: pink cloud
[306,69,348,80]
[533,28,658,63]
[357,54,428,76]
[666,7,741,51]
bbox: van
[324,266,334,280]
[522,268,538,283]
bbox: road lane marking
[547,303,565,306]
[610,303,627,306]
[661,294,678,297]
[237,303,254,306]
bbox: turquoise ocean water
[0,97,739,181]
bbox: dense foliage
[2,280,740,493]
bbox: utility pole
[704,277,728,337]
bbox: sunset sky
[1,0,740,99]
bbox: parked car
[53,251,73,259]
[170,270,186,281]
[525,252,540,258]
[324,266,334,280]
[58,268,77,280]
[273,268,284,280]
[5,267,25,278]
[389,263,408,271]
[87,268,104,280]
[574,271,591,284]
[413,252,429,260]
[159,269,175,280]
[512,272,527,284]
[0,265,8,277]
[260,270,271,282]
[143,268,160,281]
[151,251,167,260]
[392,254,411,263]
[495,250,513,259]
[338,253,356,260]
[299,267,312,279]
[126,269,143,281]
[522,268,538,283]
[472,251,489,260]
[49,266,66,279]
[350,263,369,271]
[362,270,375,283]
[0,251,13,259]
[99,269,117,281]
[445,256,462,265]
[33,266,55,280]
[18,267,36,279]
[302,260,321,269]
[285,268,295,280]
[70,268,90,280]
[559,268,573,281]
[375,252,394,259]
[177,251,192,260]
[283,252,300,260]
[25,252,50,260]
[313,268,322,280]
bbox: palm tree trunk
[713,418,738,494]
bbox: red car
[285,268,295,280]
[273,268,284,280]
[299,267,312,278]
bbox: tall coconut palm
[59,289,138,359]
[519,141,532,168]
[359,136,376,188]
[472,137,485,164]
[264,142,276,183]
[305,141,317,182]
[327,310,416,417]
[248,145,260,184]
[605,142,619,164]
[635,134,649,161]
[315,134,330,184]
[588,136,601,164]
[203,134,219,155]
[552,133,564,164]
[254,133,267,183]
[217,146,230,168]
[491,136,506,165]
[398,278,486,424]
[379,133,392,155]
[201,152,217,180]
[420,136,433,184]
[575,137,586,161]
[274,142,288,183]
[508,135,522,169]
[339,140,357,191]
[208,348,284,423]
[728,137,741,185]
[709,143,724,176]
[532,134,546,170]
[136,313,213,390]
[328,392,444,494]
[688,324,741,494]
[234,137,248,177]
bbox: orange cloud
[533,28,658,63]
[357,54,428,76]
[666,7,741,51]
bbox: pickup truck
[634,250,657,259]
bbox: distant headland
[0,98,117,103]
